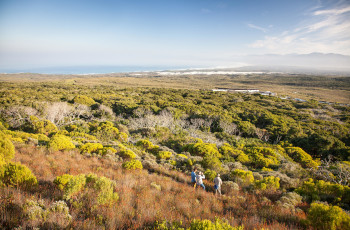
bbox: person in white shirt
[196,171,205,190]
[214,174,223,196]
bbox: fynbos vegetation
[0,79,349,229]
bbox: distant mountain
[232,53,350,74]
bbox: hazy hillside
[234,53,350,73]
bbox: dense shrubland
[0,81,349,229]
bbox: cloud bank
[249,2,350,55]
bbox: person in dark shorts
[214,174,223,196]
[191,167,197,188]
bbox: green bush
[246,147,279,168]
[2,129,50,143]
[136,139,159,154]
[118,132,128,142]
[68,131,97,141]
[54,174,74,190]
[117,144,136,159]
[154,220,184,230]
[47,135,75,151]
[0,121,5,130]
[158,151,172,159]
[24,199,72,225]
[307,202,350,230]
[49,200,72,225]
[219,143,243,157]
[0,132,15,162]
[285,147,319,169]
[72,95,96,106]
[155,218,243,230]
[85,173,119,205]
[185,142,221,158]
[136,139,154,149]
[261,167,273,172]
[202,154,222,171]
[55,173,118,205]
[255,176,280,191]
[49,200,71,217]
[189,218,243,230]
[30,116,58,135]
[296,178,350,206]
[61,174,86,200]
[278,192,303,209]
[79,143,103,154]
[204,169,217,181]
[122,159,143,170]
[56,173,119,204]
[236,153,250,164]
[24,199,47,221]
[0,156,5,167]
[100,146,117,155]
[177,154,188,159]
[80,143,116,156]
[89,121,124,142]
[238,120,256,137]
[231,169,254,186]
[0,162,37,187]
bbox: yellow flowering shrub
[30,116,58,135]
[255,176,280,190]
[47,135,75,151]
[0,132,15,162]
[308,202,350,230]
[158,151,172,159]
[0,162,37,188]
[122,159,143,170]
[72,95,96,106]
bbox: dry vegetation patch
[0,144,307,229]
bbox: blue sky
[0,0,349,69]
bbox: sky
[0,0,350,70]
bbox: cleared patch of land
[0,72,349,103]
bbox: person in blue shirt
[191,167,197,188]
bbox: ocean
[0,65,195,75]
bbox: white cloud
[249,2,350,55]
[247,23,268,33]
[314,5,350,15]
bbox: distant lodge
[212,88,276,96]
[211,88,349,107]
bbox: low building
[260,91,277,96]
[212,88,260,94]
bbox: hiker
[196,171,205,190]
[191,167,197,188]
[214,174,222,196]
